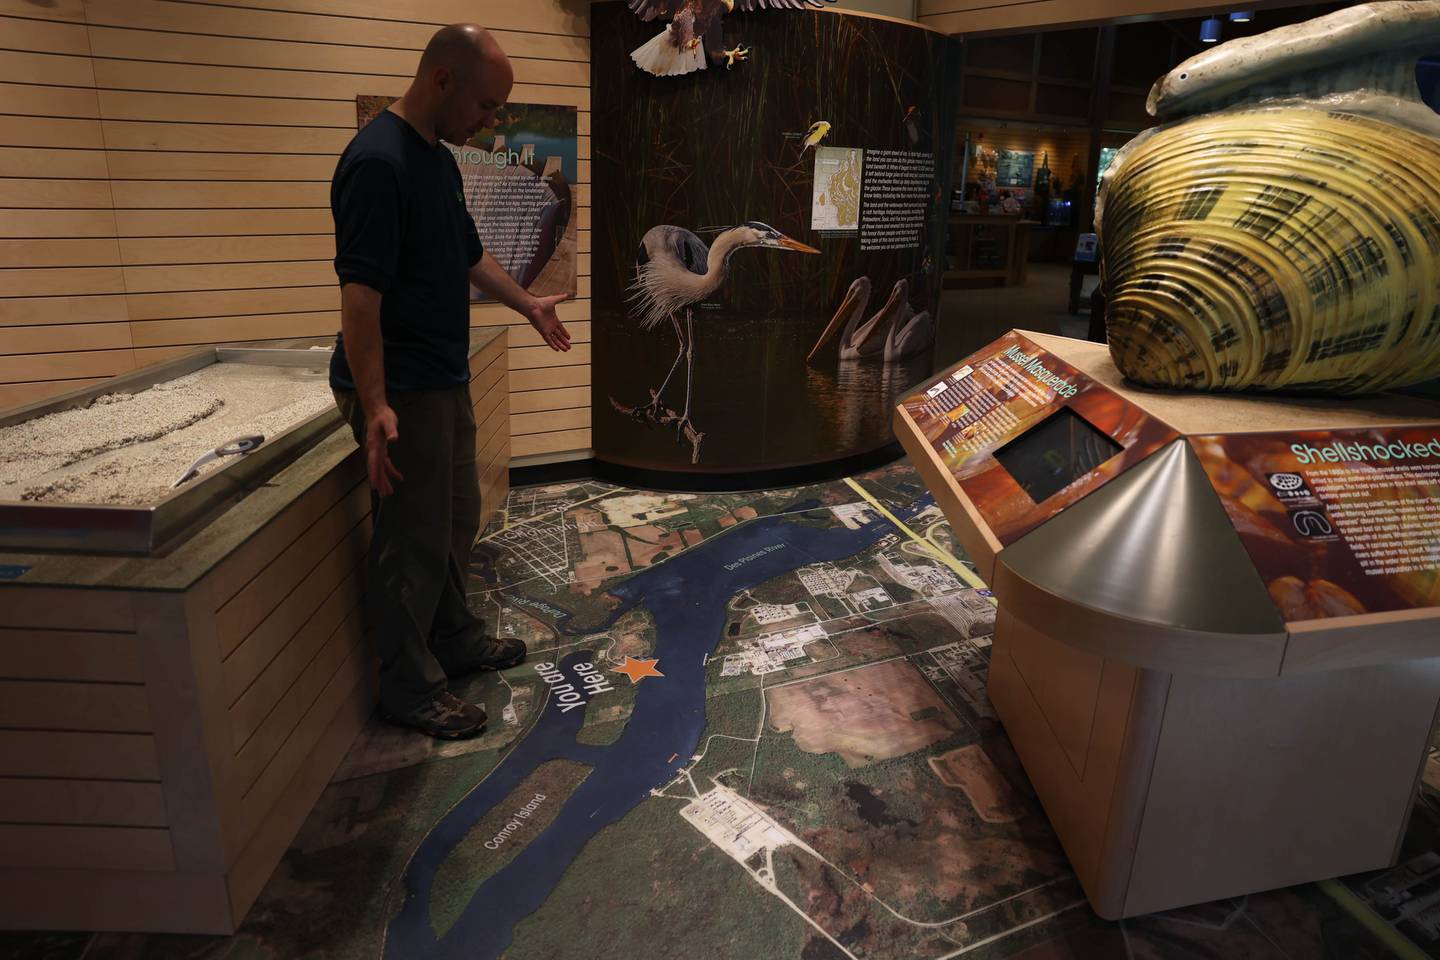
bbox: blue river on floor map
[384,496,929,960]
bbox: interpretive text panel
[899,331,1176,544]
[1191,430,1440,618]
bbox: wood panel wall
[0,0,591,464]
[837,0,918,18]
[471,329,511,521]
[919,1,1311,36]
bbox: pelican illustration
[629,221,820,439]
[806,277,934,363]
[627,0,836,78]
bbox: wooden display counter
[895,330,1440,918]
[944,215,1035,287]
[0,329,508,934]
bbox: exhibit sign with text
[898,331,1177,544]
[356,97,578,302]
[1191,429,1440,619]
[592,8,960,474]
[859,150,934,252]
[994,150,1034,188]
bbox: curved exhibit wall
[592,5,959,482]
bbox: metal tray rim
[0,347,341,556]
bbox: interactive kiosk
[895,330,1440,919]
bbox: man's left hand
[527,294,572,352]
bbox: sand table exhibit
[0,363,334,505]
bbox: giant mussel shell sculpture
[1098,1,1440,393]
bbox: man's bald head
[417,24,507,87]
[411,23,514,146]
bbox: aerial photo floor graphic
[15,460,1440,960]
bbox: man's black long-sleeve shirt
[329,109,484,392]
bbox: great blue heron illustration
[806,277,934,363]
[626,221,820,455]
[627,0,837,77]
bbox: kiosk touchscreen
[991,408,1121,505]
[894,330,1440,919]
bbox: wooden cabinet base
[0,675,368,934]
[989,608,1440,918]
[0,330,508,933]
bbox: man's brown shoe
[440,635,528,678]
[382,691,487,740]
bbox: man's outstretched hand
[527,293,572,352]
[365,406,404,497]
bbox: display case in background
[944,215,1035,287]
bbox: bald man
[329,25,570,740]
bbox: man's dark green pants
[334,385,488,715]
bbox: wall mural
[356,96,579,303]
[593,6,960,474]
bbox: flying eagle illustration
[628,0,837,77]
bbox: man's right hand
[365,406,404,496]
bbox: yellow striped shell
[1099,1,1440,394]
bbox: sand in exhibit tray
[0,363,335,506]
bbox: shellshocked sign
[1191,429,1440,618]
[896,331,1176,545]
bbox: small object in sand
[172,434,265,488]
[2,364,330,505]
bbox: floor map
[24,461,1440,960]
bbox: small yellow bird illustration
[784,120,831,154]
[801,120,830,152]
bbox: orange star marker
[613,656,664,684]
